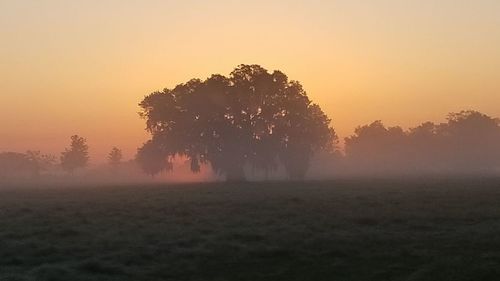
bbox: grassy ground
[1,178,500,281]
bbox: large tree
[138,65,336,180]
[60,135,89,173]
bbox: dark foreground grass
[1,178,500,281]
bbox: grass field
[1,178,500,281]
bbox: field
[1,178,500,281]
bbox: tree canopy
[108,147,123,168]
[60,135,89,173]
[138,64,336,180]
[136,140,173,178]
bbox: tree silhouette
[345,121,407,167]
[135,140,172,177]
[139,65,336,181]
[439,110,500,170]
[108,147,123,168]
[60,135,89,173]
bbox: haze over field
[1,0,500,163]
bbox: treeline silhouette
[0,135,121,181]
[1,110,499,183]
[0,135,208,184]
[136,64,500,180]
[341,110,500,175]
[1,65,499,183]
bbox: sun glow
[1,1,499,164]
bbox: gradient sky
[1,0,500,163]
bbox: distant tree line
[343,110,500,174]
[0,152,51,179]
[2,65,500,181]
[0,135,125,180]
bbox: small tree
[108,147,123,168]
[61,135,89,173]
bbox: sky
[1,0,500,163]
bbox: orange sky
[1,0,500,163]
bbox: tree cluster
[0,135,126,180]
[344,110,500,174]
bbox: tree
[344,121,407,172]
[139,64,336,181]
[108,147,123,168]
[135,140,172,177]
[439,110,500,170]
[60,135,89,173]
